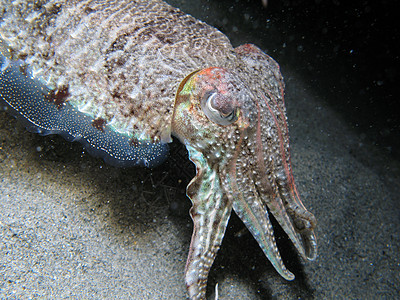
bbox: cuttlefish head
[172,66,317,299]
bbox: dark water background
[169,0,399,159]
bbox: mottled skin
[0,0,317,299]
[0,0,236,143]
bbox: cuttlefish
[0,0,317,299]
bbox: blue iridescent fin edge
[0,54,169,168]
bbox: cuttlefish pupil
[203,90,239,124]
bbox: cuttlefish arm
[183,145,232,298]
[172,44,316,300]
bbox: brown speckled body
[0,0,237,142]
[0,1,317,299]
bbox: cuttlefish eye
[201,90,238,126]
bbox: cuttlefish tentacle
[184,145,232,299]
[219,128,296,280]
[233,44,317,260]
[258,91,317,260]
